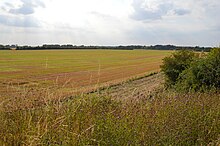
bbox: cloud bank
[0,0,44,27]
[130,0,190,21]
[0,0,219,46]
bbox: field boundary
[88,72,158,93]
[62,71,159,102]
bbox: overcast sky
[0,0,219,46]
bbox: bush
[177,48,220,91]
[160,50,197,87]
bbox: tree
[177,48,220,91]
[160,50,197,87]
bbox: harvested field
[0,50,172,102]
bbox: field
[0,49,219,145]
[0,50,171,96]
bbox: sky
[0,0,219,47]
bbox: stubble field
[0,49,171,92]
[0,50,172,110]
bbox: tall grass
[0,90,219,145]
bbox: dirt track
[97,73,164,100]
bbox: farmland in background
[0,50,171,97]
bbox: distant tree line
[0,44,212,51]
[146,45,212,52]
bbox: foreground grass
[0,90,219,145]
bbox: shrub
[160,50,197,87]
[177,48,220,91]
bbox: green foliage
[160,50,197,86]
[161,48,220,91]
[177,48,220,91]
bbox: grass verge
[0,90,219,145]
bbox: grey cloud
[1,2,13,11]
[131,0,190,21]
[20,0,45,8]
[6,0,45,15]
[174,9,190,16]
[9,4,34,15]
[0,15,40,27]
[131,2,172,20]
[0,0,43,28]
[4,2,14,8]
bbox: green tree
[177,48,220,91]
[160,50,197,87]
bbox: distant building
[10,47,17,50]
[10,45,17,50]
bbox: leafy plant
[160,50,197,87]
[177,48,220,91]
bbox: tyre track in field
[97,73,164,100]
